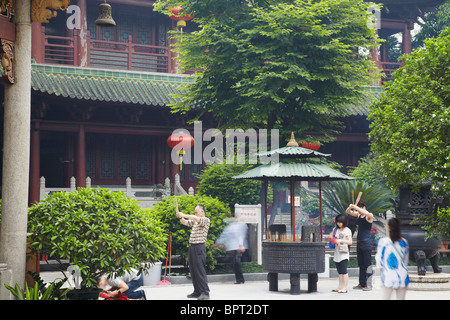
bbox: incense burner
[390,184,443,276]
[262,227,325,295]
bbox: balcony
[36,27,174,74]
[37,28,402,80]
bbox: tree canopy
[368,29,450,195]
[413,0,450,49]
[155,0,380,142]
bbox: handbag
[338,243,349,253]
[329,227,337,249]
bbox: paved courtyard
[141,276,450,301]
[40,271,450,300]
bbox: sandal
[338,290,348,293]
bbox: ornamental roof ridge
[31,63,193,84]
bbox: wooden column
[402,20,413,55]
[29,121,40,205]
[319,181,323,242]
[31,23,44,63]
[264,179,268,239]
[290,179,296,241]
[76,124,86,188]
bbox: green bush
[148,194,231,270]
[414,206,450,241]
[197,163,262,211]
[302,197,320,217]
[28,188,167,289]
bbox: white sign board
[235,204,261,224]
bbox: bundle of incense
[349,191,362,214]
[354,192,362,205]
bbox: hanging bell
[95,1,116,27]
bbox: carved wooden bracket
[65,104,96,122]
[116,107,144,124]
[0,0,14,20]
[0,39,14,84]
[31,0,71,23]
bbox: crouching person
[98,268,146,300]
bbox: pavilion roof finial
[286,132,299,147]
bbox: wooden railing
[89,35,172,73]
[42,32,173,73]
[381,62,402,82]
[44,34,76,66]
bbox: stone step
[408,272,450,291]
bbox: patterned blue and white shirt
[376,237,410,288]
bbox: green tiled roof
[233,162,354,181]
[258,146,331,159]
[31,63,192,107]
[29,63,383,114]
[345,86,384,116]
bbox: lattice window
[410,190,432,215]
[99,135,114,180]
[86,134,153,184]
[136,15,152,45]
[135,136,151,180]
[117,136,132,180]
[158,19,168,47]
[117,12,134,43]
[86,134,96,179]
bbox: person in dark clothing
[346,199,374,291]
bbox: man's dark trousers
[357,245,373,288]
[188,243,210,296]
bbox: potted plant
[28,187,167,299]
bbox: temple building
[0,0,445,206]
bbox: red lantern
[167,132,194,170]
[170,6,194,28]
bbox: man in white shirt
[215,218,248,284]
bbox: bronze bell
[95,1,116,27]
